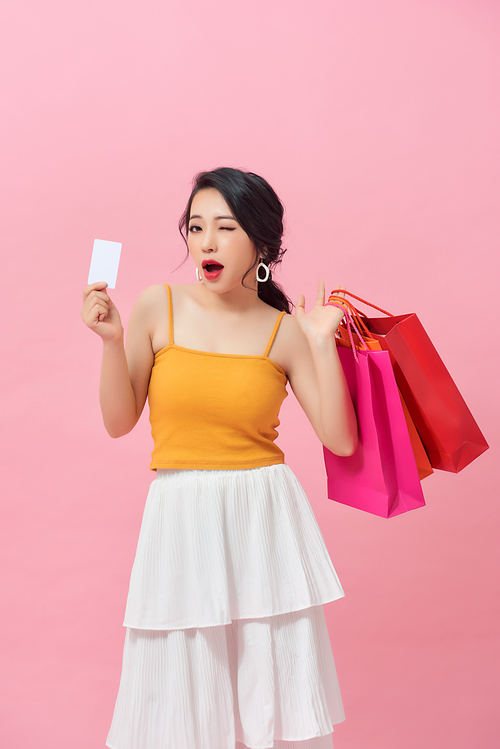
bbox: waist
[149,446,285,471]
[149,418,285,471]
[154,463,288,480]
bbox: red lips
[202,260,224,270]
[202,259,224,280]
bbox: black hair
[178,167,292,313]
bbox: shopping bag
[323,304,426,518]
[335,309,433,481]
[399,392,434,480]
[330,291,489,473]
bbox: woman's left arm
[283,280,358,456]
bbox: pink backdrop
[1,1,499,747]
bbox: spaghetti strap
[164,283,174,345]
[264,311,286,357]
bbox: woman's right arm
[81,282,155,438]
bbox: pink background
[1,1,499,747]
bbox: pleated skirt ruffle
[107,464,346,749]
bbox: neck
[195,281,262,313]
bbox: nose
[201,225,217,252]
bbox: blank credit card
[88,239,122,288]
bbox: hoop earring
[196,267,203,282]
[256,262,270,283]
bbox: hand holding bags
[330,290,489,472]
[323,303,426,518]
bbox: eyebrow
[189,214,237,221]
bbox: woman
[82,167,358,749]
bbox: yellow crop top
[148,284,289,470]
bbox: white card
[88,239,122,288]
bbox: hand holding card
[82,240,124,341]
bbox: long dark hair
[179,167,292,313]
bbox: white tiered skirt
[106,464,346,749]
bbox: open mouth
[202,261,224,278]
[203,262,224,273]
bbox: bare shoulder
[271,310,312,375]
[277,311,307,343]
[133,283,196,353]
[134,283,168,309]
[129,283,169,322]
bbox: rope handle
[329,289,394,318]
[325,302,368,362]
[328,294,377,340]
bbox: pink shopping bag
[324,341,426,518]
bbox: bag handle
[328,294,377,341]
[326,301,368,362]
[329,289,394,318]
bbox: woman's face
[188,188,258,293]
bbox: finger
[85,302,109,325]
[87,289,110,304]
[295,294,305,316]
[83,281,108,300]
[82,292,110,318]
[331,285,346,299]
[316,280,325,306]
[93,303,108,321]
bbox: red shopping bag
[330,291,489,473]
[324,304,425,518]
